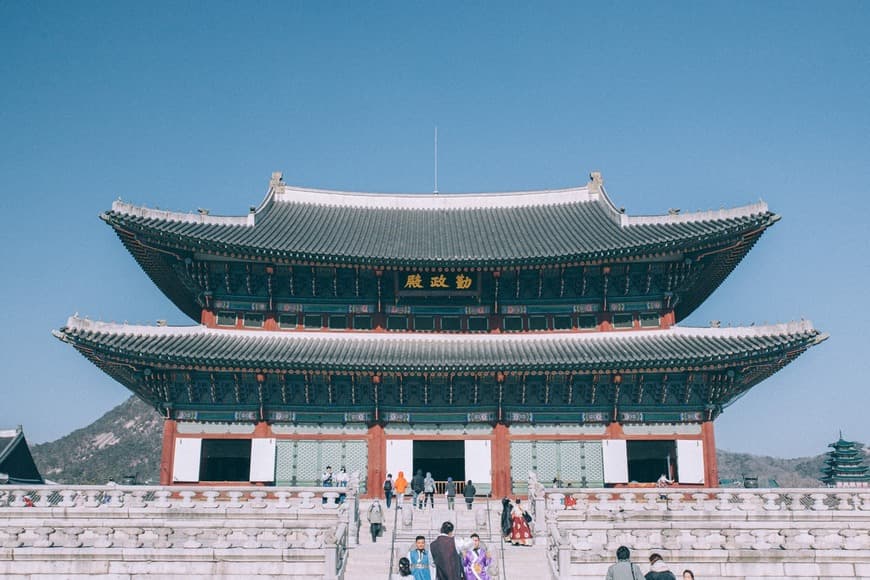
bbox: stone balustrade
[0,484,359,579]
[543,487,870,580]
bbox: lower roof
[54,317,825,375]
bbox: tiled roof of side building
[54,316,826,375]
[101,172,777,268]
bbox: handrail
[434,480,466,495]
[386,498,400,580]
[497,500,508,580]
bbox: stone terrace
[0,485,355,579]
[540,487,870,579]
[3,482,869,579]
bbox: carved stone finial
[270,171,284,190]
[588,171,603,194]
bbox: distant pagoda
[821,436,869,488]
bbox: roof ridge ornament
[269,171,284,191]
[588,171,603,196]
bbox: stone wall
[543,488,870,580]
[0,485,357,579]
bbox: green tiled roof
[102,175,777,268]
[54,317,824,376]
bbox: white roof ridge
[273,184,595,210]
[61,316,816,341]
[109,200,255,227]
[621,201,770,226]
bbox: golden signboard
[399,272,478,293]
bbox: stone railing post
[346,470,360,547]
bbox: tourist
[408,535,434,580]
[463,479,476,510]
[322,465,334,487]
[645,553,676,580]
[605,546,643,580]
[412,469,425,509]
[367,499,384,543]
[423,471,436,509]
[384,473,395,509]
[681,571,694,580]
[445,476,456,510]
[395,471,409,509]
[430,521,463,580]
[336,466,349,486]
[499,498,513,542]
[510,498,533,545]
[395,556,412,578]
[336,466,348,503]
[656,473,674,487]
[462,532,492,580]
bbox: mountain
[28,396,864,487]
[30,396,162,484]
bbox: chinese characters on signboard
[399,272,477,293]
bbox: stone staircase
[344,500,550,579]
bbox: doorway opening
[199,439,251,482]
[413,440,465,482]
[627,440,677,483]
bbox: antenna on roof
[434,125,439,194]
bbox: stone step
[349,500,549,579]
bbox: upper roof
[54,316,825,376]
[102,172,777,269]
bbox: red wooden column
[253,421,273,437]
[604,421,625,438]
[491,424,512,498]
[159,419,177,485]
[701,421,719,487]
[367,424,386,498]
[201,309,216,327]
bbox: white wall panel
[172,438,202,483]
[249,438,276,482]
[386,439,413,480]
[602,439,628,483]
[676,439,705,484]
[464,440,492,485]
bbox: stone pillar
[492,424,512,498]
[159,419,177,486]
[702,421,719,487]
[367,424,386,499]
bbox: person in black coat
[463,480,476,510]
[430,521,463,580]
[500,497,512,540]
[645,553,676,580]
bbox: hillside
[28,396,863,486]
[30,396,162,484]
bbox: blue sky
[1,2,867,458]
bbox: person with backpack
[445,477,456,510]
[423,471,436,509]
[367,499,384,543]
[383,473,394,509]
[411,469,425,509]
[605,546,644,580]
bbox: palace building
[54,172,825,495]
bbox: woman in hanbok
[462,533,492,580]
[499,498,512,542]
[510,499,533,546]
